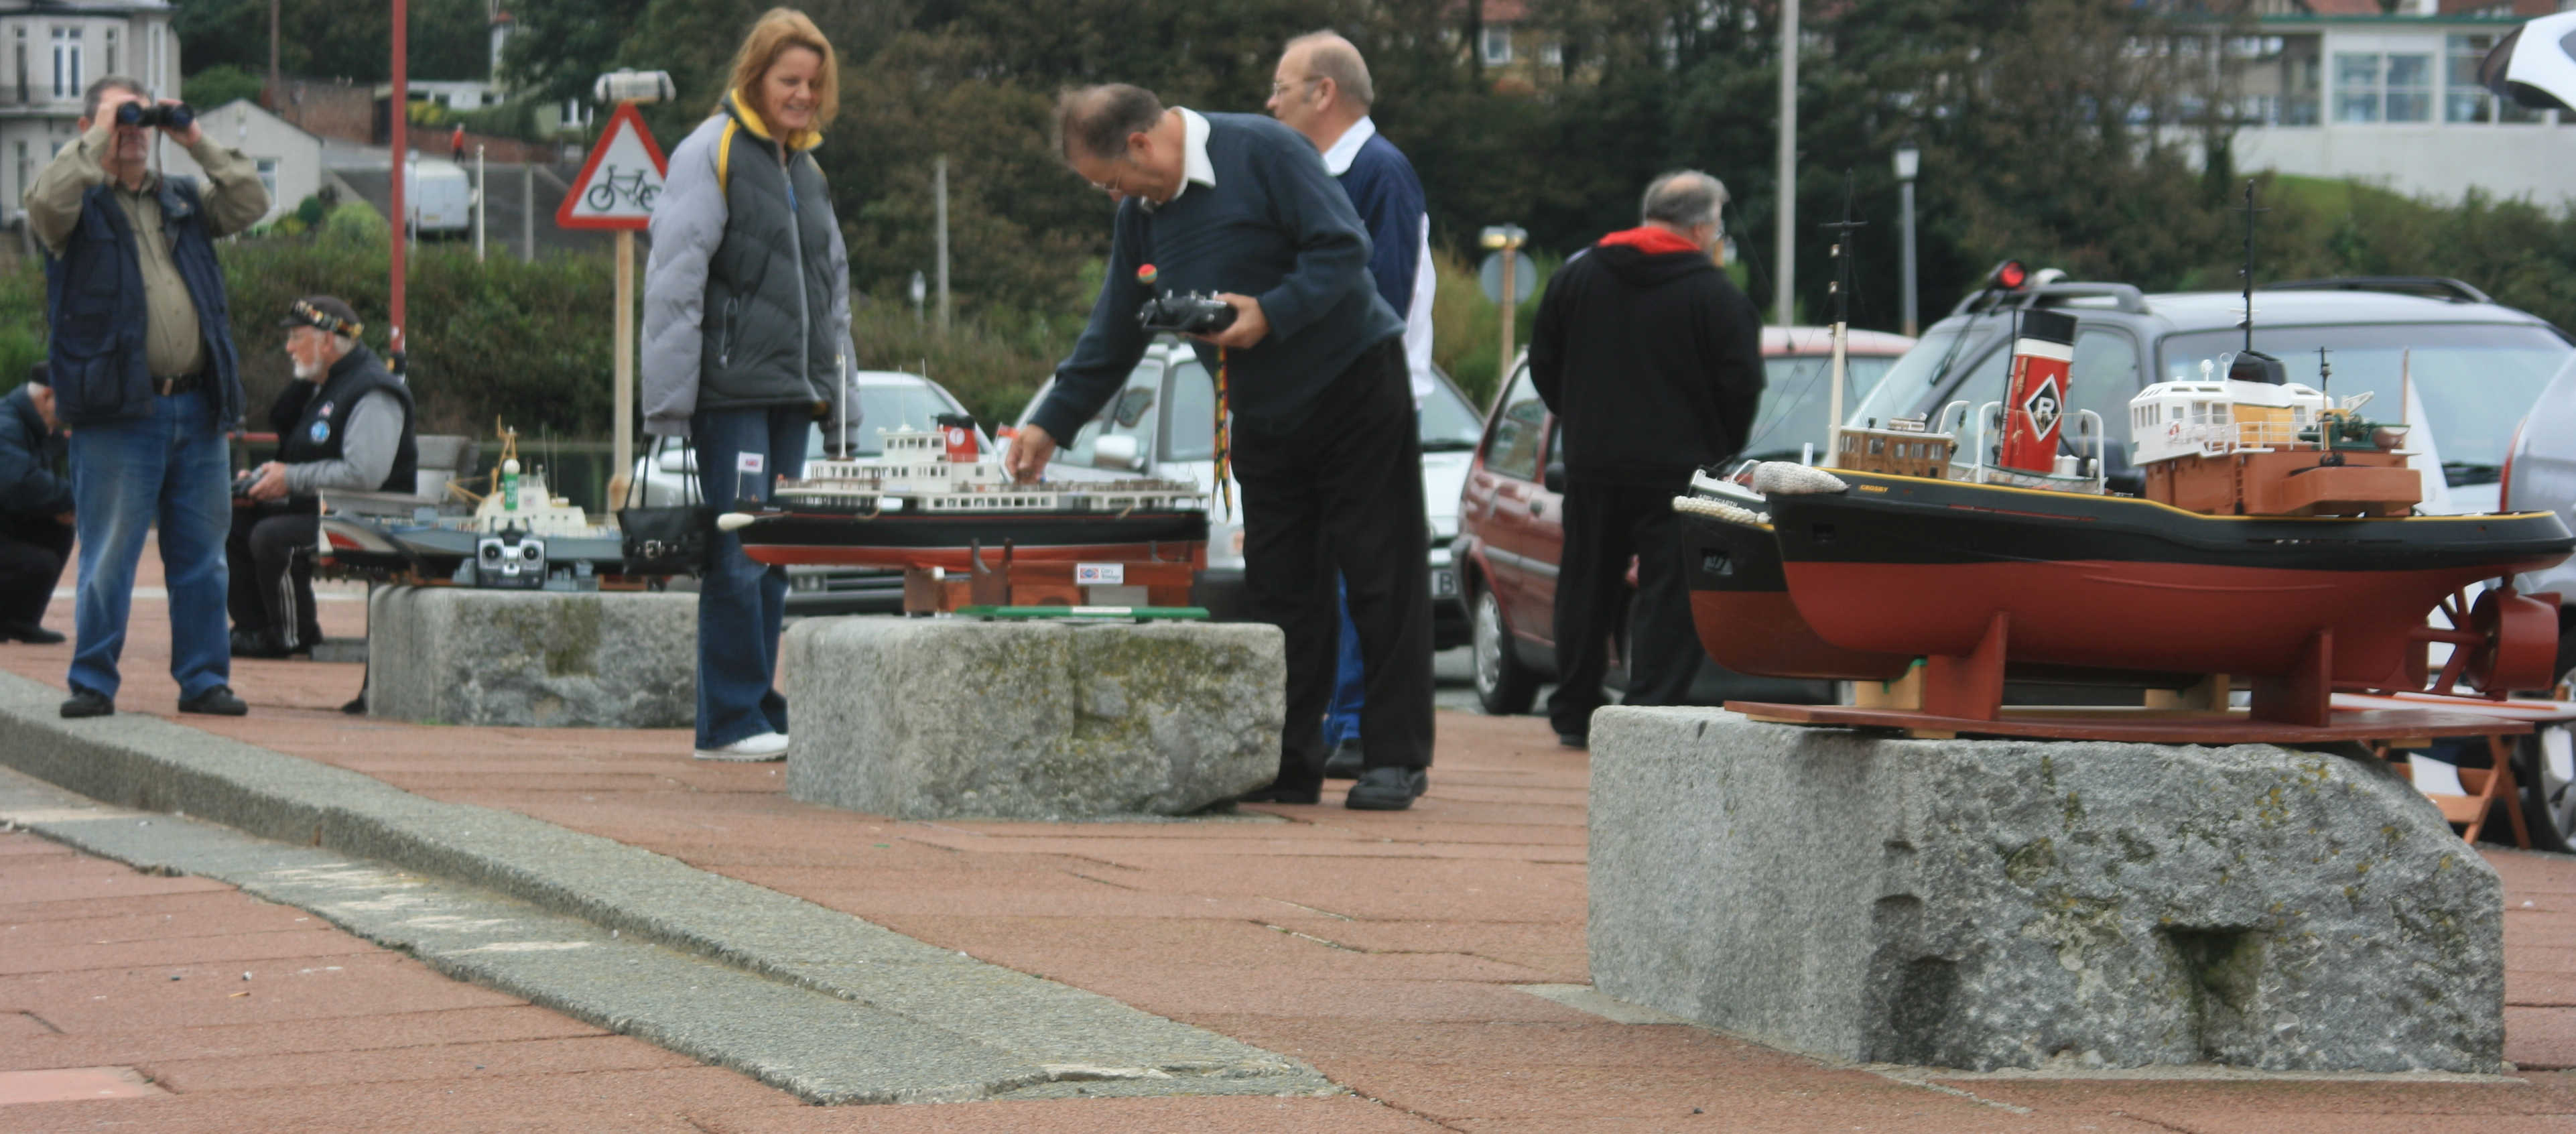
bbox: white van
[403,158,474,239]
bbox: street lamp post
[1480,224,1530,376]
[1894,145,1920,338]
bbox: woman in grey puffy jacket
[641,7,856,761]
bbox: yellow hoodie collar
[728,88,822,152]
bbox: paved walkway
[5,562,2576,1131]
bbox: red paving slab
[5,551,2576,1131]
[0,830,817,1131]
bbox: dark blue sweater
[1031,112,1407,442]
[1339,133,1426,325]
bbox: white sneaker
[694,731,790,761]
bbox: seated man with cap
[227,296,417,658]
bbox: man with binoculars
[25,75,270,719]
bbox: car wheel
[1472,584,1538,716]
[2514,717,2576,854]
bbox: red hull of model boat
[1689,589,1914,682]
[743,540,1204,572]
[1784,558,2547,690]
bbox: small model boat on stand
[317,422,628,588]
[1677,185,2575,743]
[718,416,1212,614]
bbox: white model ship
[720,417,1212,570]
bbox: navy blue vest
[42,176,243,429]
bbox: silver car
[2502,352,2576,852]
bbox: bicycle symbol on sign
[584,165,660,213]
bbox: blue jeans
[691,406,808,749]
[67,390,233,701]
[1322,574,1365,749]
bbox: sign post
[558,99,669,500]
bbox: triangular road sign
[558,103,669,231]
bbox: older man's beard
[292,355,322,380]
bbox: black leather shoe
[1322,739,1364,779]
[59,690,113,718]
[1,621,65,645]
[1557,732,1590,750]
[178,685,249,716]
[1237,781,1322,805]
[1346,766,1428,811]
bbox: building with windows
[1464,0,1569,90]
[2212,3,2576,203]
[158,99,323,227]
[0,0,178,227]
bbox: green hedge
[0,220,1061,438]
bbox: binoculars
[114,101,193,131]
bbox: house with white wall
[0,0,178,227]
[159,99,324,226]
[2212,1,2576,204]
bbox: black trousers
[1547,477,1704,737]
[225,507,322,647]
[0,513,73,631]
[1231,338,1434,791]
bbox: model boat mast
[1819,174,1864,460]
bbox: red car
[1454,326,1917,714]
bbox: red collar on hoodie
[1596,226,1705,256]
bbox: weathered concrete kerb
[367,584,696,727]
[0,669,1332,1104]
[785,617,1283,819]
[1588,708,2504,1074]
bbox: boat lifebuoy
[2167,421,2181,440]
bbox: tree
[177,0,495,84]
[183,64,267,111]
[497,0,652,103]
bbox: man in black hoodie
[1528,170,1764,748]
[0,368,74,644]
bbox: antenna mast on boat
[1819,173,1865,460]
[2238,178,2266,356]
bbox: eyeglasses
[1084,155,1141,200]
[1269,75,1321,99]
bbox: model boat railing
[1962,403,2107,492]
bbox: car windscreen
[1167,360,1215,462]
[2160,323,2571,485]
[1739,353,1903,461]
[1160,361,1488,460]
[1848,325,1983,427]
[1419,379,1484,452]
[820,385,964,457]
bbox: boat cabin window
[1868,437,1886,455]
